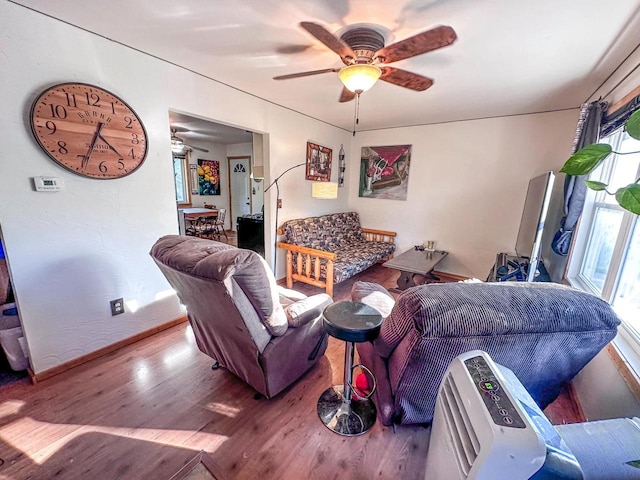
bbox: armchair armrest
[362,228,396,243]
[284,293,333,328]
[276,242,337,297]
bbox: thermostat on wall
[33,176,63,191]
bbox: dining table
[178,208,218,236]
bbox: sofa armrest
[362,228,396,243]
[276,242,337,260]
[276,242,337,297]
[284,293,333,328]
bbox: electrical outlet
[277,199,283,208]
[110,298,125,316]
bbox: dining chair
[213,208,228,240]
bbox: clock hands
[97,132,124,159]
[83,123,125,172]
[83,122,105,169]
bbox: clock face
[30,83,148,179]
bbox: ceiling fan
[274,22,457,102]
[170,128,209,153]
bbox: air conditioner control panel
[465,355,526,428]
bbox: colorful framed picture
[197,159,220,196]
[305,142,332,182]
[359,145,412,200]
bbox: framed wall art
[359,145,412,200]
[197,159,221,195]
[305,142,332,182]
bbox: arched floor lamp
[263,163,338,272]
[263,163,306,271]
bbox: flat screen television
[515,171,555,282]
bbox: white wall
[226,142,252,158]
[0,2,350,373]
[348,110,579,279]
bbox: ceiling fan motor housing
[340,27,385,64]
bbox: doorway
[228,156,251,230]
[168,111,266,252]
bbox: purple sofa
[351,281,621,425]
[151,235,332,398]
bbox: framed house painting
[305,142,332,182]
[359,145,412,200]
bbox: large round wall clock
[30,82,148,179]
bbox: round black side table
[317,301,383,436]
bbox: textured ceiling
[13,0,640,137]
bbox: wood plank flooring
[0,263,580,479]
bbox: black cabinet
[237,214,264,256]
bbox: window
[569,127,640,349]
[173,154,191,206]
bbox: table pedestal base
[317,385,377,436]
[394,269,441,292]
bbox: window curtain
[551,100,607,256]
[600,93,640,136]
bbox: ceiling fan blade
[273,68,340,80]
[300,22,356,62]
[375,25,457,64]
[339,87,356,103]
[188,145,209,153]
[379,67,434,91]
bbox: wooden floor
[0,263,580,479]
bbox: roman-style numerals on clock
[30,82,148,179]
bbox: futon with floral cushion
[277,212,396,297]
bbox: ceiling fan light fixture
[170,129,185,153]
[338,64,382,93]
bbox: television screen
[515,171,555,281]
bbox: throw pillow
[351,281,395,318]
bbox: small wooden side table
[383,248,448,291]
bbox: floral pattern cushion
[333,241,396,283]
[281,212,365,250]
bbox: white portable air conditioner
[425,350,583,480]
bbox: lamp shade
[338,64,382,93]
[312,182,338,199]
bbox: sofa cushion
[333,240,396,283]
[375,282,621,359]
[281,212,365,249]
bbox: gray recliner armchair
[151,235,332,398]
[351,281,621,425]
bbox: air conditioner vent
[439,373,480,476]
